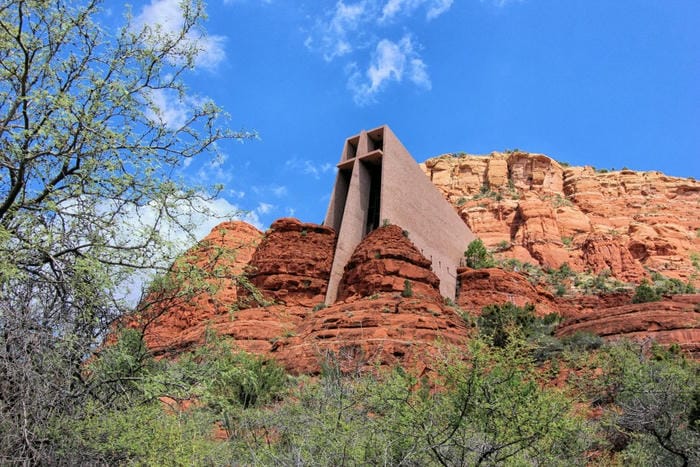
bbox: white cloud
[285,158,335,179]
[305,0,449,103]
[308,1,374,61]
[256,202,274,214]
[146,88,189,130]
[425,0,453,19]
[252,184,288,198]
[485,0,523,7]
[271,185,288,197]
[380,0,453,22]
[115,194,259,306]
[133,0,227,70]
[348,34,431,105]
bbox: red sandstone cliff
[130,221,263,355]
[422,152,700,287]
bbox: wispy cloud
[285,158,334,179]
[348,34,431,105]
[380,0,453,22]
[305,0,452,104]
[306,1,375,61]
[252,184,288,198]
[116,193,257,305]
[145,88,189,130]
[133,0,227,70]
[256,202,275,214]
[484,0,523,7]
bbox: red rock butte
[127,127,700,371]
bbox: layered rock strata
[422,152,700,286]
[337,225,441,301]
[273,224,468,374]
[237,218,336,308]
[556,295,700,357]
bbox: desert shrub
[464,239,495,269]
[632,280,660,303]
[478,302,536,348]
[401,279,413,297]
[562,331,604,352]
[596,343,700,466]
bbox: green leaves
[464,238,495,269]
[0,0,254,461]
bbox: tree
[596,343,700,466]
[0,0,251,462]
[464,238,494,269]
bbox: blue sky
[129,0,700,233]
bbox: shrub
[496,240,510,251]
[632,280,660,303]
[464,239,495,269]
[562,331,604,352]
[401,279,413,298]
[478,303,536,348]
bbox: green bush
[632,280,660,303]
[401,279,413,298]
[562,331,604,352]
[478,302,536,348]
[464,239,495,269]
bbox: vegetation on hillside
[32,305,698,465]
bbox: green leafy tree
[597,343,700,466]
[464,238,495,269]
[0,0,252,462]
[478,302,537,348]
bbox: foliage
[583,342,700,466]
[64,402,228,465]
[57,331,288,464]
[0,1,254,461]
[632,280,661,303]
[464,238,495,269]
[478,302,536,348]
[561,331,604,352]
[39,328,700,465]
[219,342,589,466]
[401,279,413,297]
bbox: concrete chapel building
[324,125,475,303]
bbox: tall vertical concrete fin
[325,130,377,303]
[324,125,475,303]
[378,125,475,299]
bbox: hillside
[101,152,700,465]
[127,152,700,370]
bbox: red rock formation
[581,234,647,282]
[337,225,441,301]
[556,295,700,357]
[237,218,336,308]
[422,152,700,287]
[131,221,263,355]
[456,267,560,316]
[149,305,307,356]
[130,148,700,366]
[270,224,468,374]
[273,294,469,375]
